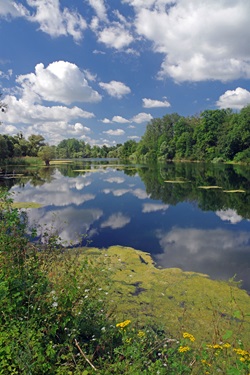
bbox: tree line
[1,104,250,164]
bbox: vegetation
[0,190,250,374]
[1,105,250,164]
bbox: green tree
[28,134,46,156]
[38,145,56,166]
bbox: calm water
[3,160,250,292]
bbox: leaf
[222,330,233,340]
[233,310,241,319]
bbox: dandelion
[178,346,190,353]
[116,319,131,329]
[183,332,195,342]
[138,330,145,338]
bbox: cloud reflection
[216,209,242,224]
[142,203,169,213]
[101,212,130,229]
[27,206,103,245]
[155,227,250,289]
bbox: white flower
[52,302,58,308]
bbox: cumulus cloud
[101,118,112,123]
[112,115,130,123]
[1,95,94,124]
[142,98,171,108]
[98,23,134,49]
[101,212,130,229]
[216,87,250,109]
[0,0,28,17]
[131,112,153,123]
[99,80,131,98]
[0,0,87,42]
[128,0,250,82]
[17,61,102,105]
[103,129,125,136]
[88,0,108,22]
[26,0,87,42]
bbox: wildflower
[138,330,145,338]
[183,332,195,342]
[234,348,249,357]
[178,346,190,353]
[52,302,58,308]
[201,359,211,367]
[116,319,131,329]
[223,343,231,349]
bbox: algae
[76,245,250,345]
[12,202,43,209]
[198,186,222,189]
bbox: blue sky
[0,0,250,146]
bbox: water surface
[4,160,250,292]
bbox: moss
[12,202,43,209]
[77,246,250,345]
[198,185,222,189]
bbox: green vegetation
[0,190,250,374]
[1,105,250,164]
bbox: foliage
[0,190,250,374]
[38,145,56,166]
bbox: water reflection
[5,160,250,292]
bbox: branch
[74,339,97,371]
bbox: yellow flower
[223,343,231,349]
[234,348,249,357]
[138,330,145,338]
[210,344,223,350]
[201,359,211,367]
[116,319,131,329]
[183,332,195,342]
[240,357,246,362]
[178,346,190,353]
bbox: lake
[2,160,250,292]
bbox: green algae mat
[79,246,250,346]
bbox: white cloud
[101,118,112,123]
[112,115,130,123]
[99,80,131,98]
[101,212,130,229]
[103,129,125,136]
[216,87,250,110]
[129,0,250,82]
[98,23,134,49]
[88,0,107,22]
[0,0,28,17]
[17,61,101,105]
[1,95,94,124]
[26,0,87,42]
[142,98,171,108]
[131,112,153,123]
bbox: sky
[0,0,250,146]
